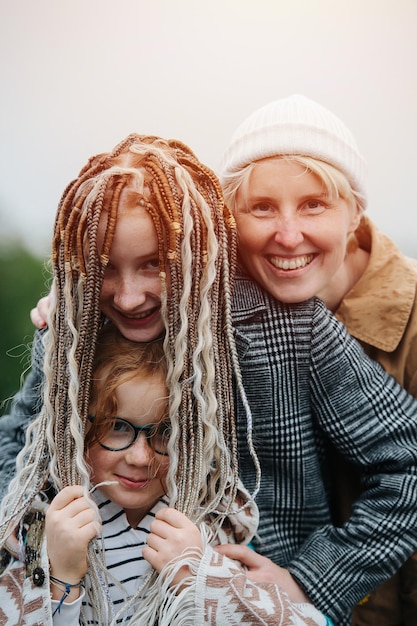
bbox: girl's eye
[113,419,130,433]
[151,422,171,455]
[144,258,159,271]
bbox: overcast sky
[1,0,416,258]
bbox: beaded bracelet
[50,575,83,616]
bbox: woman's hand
[45,485,100,598]
[214,544,311,603]
[143,508,202,585]
[30,294,51,329]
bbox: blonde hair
[222,154,366,214]
[0,135,257,624]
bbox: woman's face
[88,373,169,528]
[234,158,361,303]
[98,202,165,343]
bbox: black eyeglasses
[88,415,170,455]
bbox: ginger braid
[137,140,243,519]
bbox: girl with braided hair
[0,135,329,625]
[0,134,245,522]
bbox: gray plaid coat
[232,273,417,625]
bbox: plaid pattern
[232,273,417,626]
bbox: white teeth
[125,308,157,320]
[135,311,150,319]
[270,255,313,270]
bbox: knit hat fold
[220,94,367,208]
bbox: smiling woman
[230,156,364,309]
[221,95,368,310]
[220,94,417,625]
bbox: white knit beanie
[220,94,368,207]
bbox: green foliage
[0,240,50,414]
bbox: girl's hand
[45,485,100,590]
[30,294,51,329]
[143,508,202,585]
[214,544,311,603]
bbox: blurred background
[1,0,416,407]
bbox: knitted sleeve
[0,329,45,499]
[289,298,417,623]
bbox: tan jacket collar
[336,216,417,352]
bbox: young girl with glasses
[1,322,330,625]
[46,323,171,622]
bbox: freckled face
[98,201,164,343]
[234,158,360,303]
[87,374,169,527]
